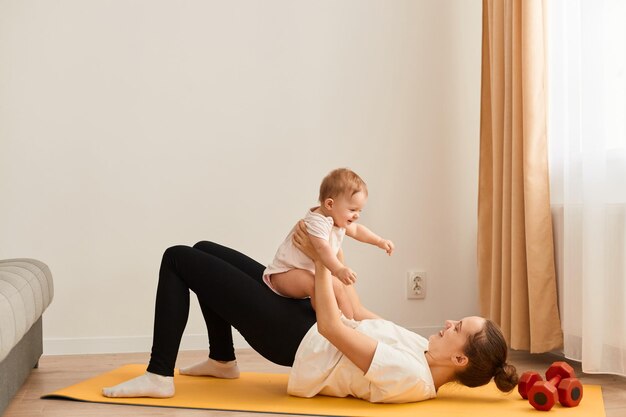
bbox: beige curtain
[478,0,563,353]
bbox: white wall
[0,0,482,354]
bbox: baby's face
[331,191,367,228]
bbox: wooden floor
[4,349,626,417]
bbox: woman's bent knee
[163,245,192,263]
[193,240,217,251]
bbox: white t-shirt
[288,317,437,403]
[263,209,345,296]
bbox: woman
[103,222,518,403]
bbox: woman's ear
[452,354,469,367]
[324,198,334,210]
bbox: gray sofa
[0,259,54,415]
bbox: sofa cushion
[0,259,54,362]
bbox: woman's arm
[344,285,382,320]
[312,261,377,373]
[293,222,377,373]
[337,249,381,320]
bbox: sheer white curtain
[548,0,626,376]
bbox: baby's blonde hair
[318,168,368,203]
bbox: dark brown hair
[318,168,368,203]
[456,319,519,392]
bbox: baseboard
[44,331,251,355]
[44,326,437,356]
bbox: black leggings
[146,241,317,376]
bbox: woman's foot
[102,371,174,398]
[179,358,240,378]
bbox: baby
[263,168,394,319]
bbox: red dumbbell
[518,361,583,411]
[518,363,569,401]
[518,371,542,399]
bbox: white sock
[102,371,174,398]
[179,358,240,378]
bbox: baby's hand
[377,239,395,256]
[335,267,357,285]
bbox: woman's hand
[292,220,321,262]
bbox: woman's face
[427,316,485,364]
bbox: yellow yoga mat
[42,364,605,417]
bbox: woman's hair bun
[494,363,519,392]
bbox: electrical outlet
[407,271,426,299]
